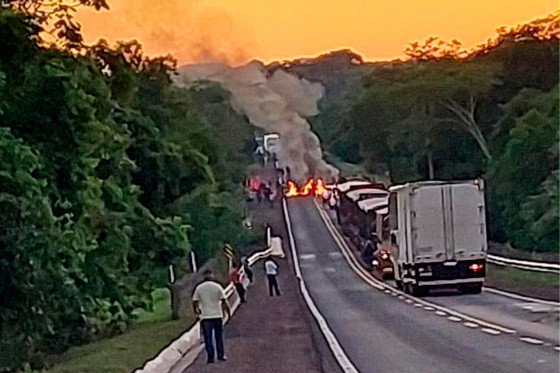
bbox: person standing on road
[231,265,246,303]
[241,256,253,283]
[192,270,231,364]
[264,258,281,296]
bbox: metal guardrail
[487,254,560,274]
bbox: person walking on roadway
[264,258,281,296]
[192,269,231,364]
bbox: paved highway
[286,197,559,373]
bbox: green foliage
[0,8,255,370]
[487,86,559,251]
[314,35,558,252]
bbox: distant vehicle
[372,248,393,279]
[388,180,487,296]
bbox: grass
[486,263,559,301]
[46,289,195,373]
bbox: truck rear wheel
[405,283,427,297]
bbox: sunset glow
[76,1,557,65]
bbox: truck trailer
[388,180,487,296]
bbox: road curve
[286,197,559,373]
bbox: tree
[487,86,558,251]
[2,0,109,48]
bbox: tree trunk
[443,98,492,160]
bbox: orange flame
[285,180,300,197]
[300,179,314,196]
[315,178,328,198]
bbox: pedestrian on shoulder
[264,258,281,296]
[192,269,231,364]
[231,265,246,303]
[241,256,253,283]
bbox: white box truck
[388,180,487,296]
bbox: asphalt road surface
[286,197,559,373]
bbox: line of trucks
[326,179,488,296]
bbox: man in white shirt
[264,258,281,296]
[192,270,231,364]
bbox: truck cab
[388,180,487,296]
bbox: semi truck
[388,180,487,296]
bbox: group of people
[192,256,281,364]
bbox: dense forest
[0,4,256,370]
[294,12,559,255]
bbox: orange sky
[76,0,557,65]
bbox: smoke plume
[175,61,339,183]
[79,0,255,65]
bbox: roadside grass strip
[312,199,517,337]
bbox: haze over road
[286,197,559,373]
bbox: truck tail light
[470,263,484,271]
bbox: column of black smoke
[175,61,339,183]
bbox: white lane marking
[325,267,336,273]
[484,287,560,307]
[391,293,398,297]
[328,252,343,258]
[283,199,359,373]
[312,199,517,335]
[463,322,479,328]
[423,306,435,311]
[518,303,559,313]
[448,316,462,322]
[519,337,544,345]
[481,328,501,335]
[519,337,545,345]
[405,299,413,304]
[435,311,447,316]
[300,254,317,260]
[384,289,391,294]
[398,295,405,300]
[414,303,423,308]
[554,346,560,351]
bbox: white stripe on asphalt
[312,199,517,335]
[463,322,479,328]
[481,328,501,335]
[423,307,435,311]
[519,337,544,345]
[283,198,359,373]
[435,311,447,316]
[448,316,462,322]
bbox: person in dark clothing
[231,265,246,303]
[361,238,376,264]
[241,256,253,283]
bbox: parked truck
[388,180,487,296]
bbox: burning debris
[284,179,328,198]
[175,61,339,183]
